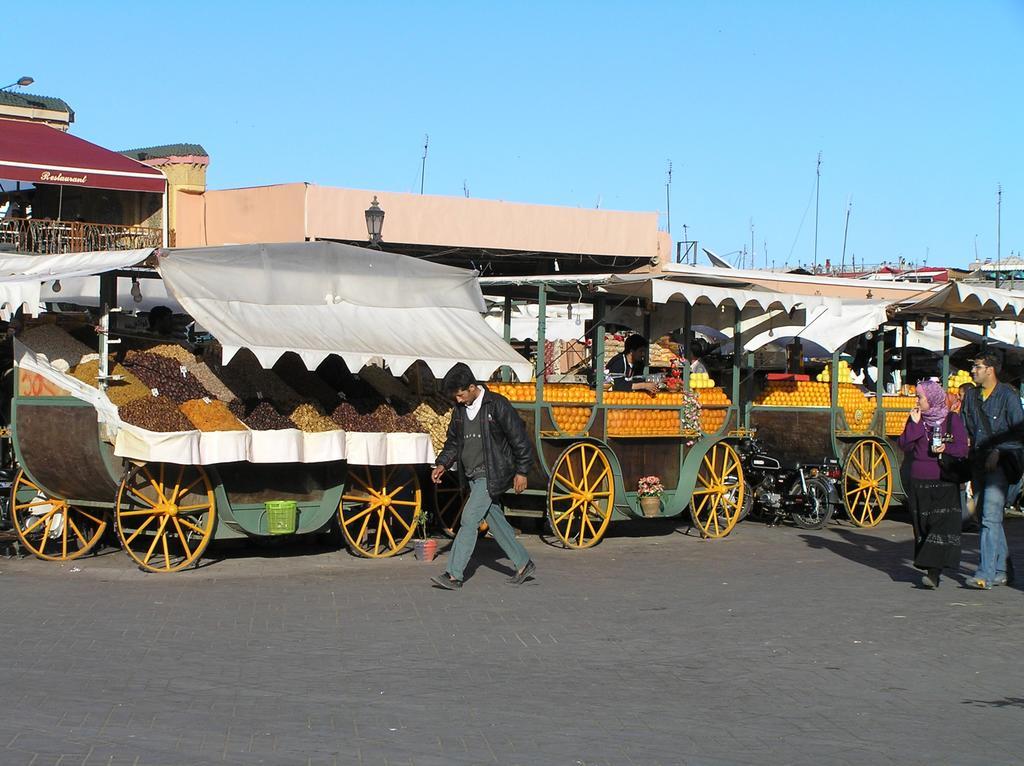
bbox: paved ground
[2,512,1024,766]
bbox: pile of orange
[607,408,683,436]
[695,387,731,433]
[543,383,596,403]
[836,384,877,433]
[883,395,916,435]
[754,381,831,408]
[551,406,592,433]
[489,382,536,402]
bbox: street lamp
[364,195,385,248]
[1,76,34,91]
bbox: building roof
[0,91,74,120]
[119,143,208,161]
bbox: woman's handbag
[937,413,972,484]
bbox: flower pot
[639,495,662,518]
[414,538,438,562]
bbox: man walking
[430,364,536,589]
[959,351,1024,589]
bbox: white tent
[157,242,532,381]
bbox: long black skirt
[906,478,961,571]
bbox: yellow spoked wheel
[842,439,893,527]
[433,470,469,538]
[340,465,421,558]
[10,469,107,561]
[690,442,745,539]
[115,463,216,573]
[547,442,614,549]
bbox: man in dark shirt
[605,334,658,393]
[430,364,535,589]
[960,351,1024,589]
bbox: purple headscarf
[916,378,948,431]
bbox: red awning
[0,118,165,194]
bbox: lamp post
[364,195,384,248]
[1,76,34,91]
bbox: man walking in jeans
[430,364,536,589]
[960,351,1024,589]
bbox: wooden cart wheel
[433,470,469,538]
[10,469,107,561]
[340,465,421,558]
[115,463,216,573]
[690,442,745,539]
[547,442,614,549]
[842,439,893,527]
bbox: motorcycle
[733,432,840,529]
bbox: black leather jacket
[435,388,535,498]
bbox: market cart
[741,282,1024,527]
[8,243,529,571]
[476,273,823,547]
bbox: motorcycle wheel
[788,476,835,530]
[737,489,754,521]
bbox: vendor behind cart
[605,334,658,394]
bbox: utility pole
[665,160,672,236]
[813,151,822,272]
[840,196,851,272]
[996,183,1002,288]
[750,219,755,271]
[420,134,429,195]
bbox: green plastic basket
[265,500,297,535]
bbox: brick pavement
[1,514,1023,766]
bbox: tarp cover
[0,118,166,193]
[893,281,1024,321]
[601,273,831,315]
[158,242,532,380]
[0,248,153,320]
[743,301,892,354]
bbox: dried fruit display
[243,401,295,430]
[330,402,424,433]
[357,364,415,404]
[20,324,97,370]
[123,352,212,404]
[289,403,340,432]
[147,343,196,365]
[71,359,150,406]
[412,401,453,453]
[273,353,341,411]
[218,349,304,411]
[119,395,193,432]
[179,399,247,432]
[183,359,237,403]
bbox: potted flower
[413,509,438,561]
[637,475,664,518]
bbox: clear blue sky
[9,0,1022,269]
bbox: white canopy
[157,242,532,380]
[894,281,1024,321]
[601,273,827,314]
[743,301,892,354]
[0,248,153,320]
[483,300,592,342]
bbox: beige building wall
[175,182,667,266]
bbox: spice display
[356,364,415,404]
[315,356,380,400]
[289,403,340,432]
[119,395,193,432]
[147,343,196,365]
[71,359,151,406]
[183,359,237,403]
[243,401,295,430]
[273,353,341,410]
[331,402,424,433]
[123,352,212,404]
[20,324,97,370]
[412,401,453,453]
[218,349,304,411]
[179,399,247,432]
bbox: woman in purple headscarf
[897,377,969,588]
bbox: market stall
[10,242,529,571]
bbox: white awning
[601,273,830,314]
[0,248,153,320]
[157,242,532,380]
[894,282,1024,321]
[743,301,892,354]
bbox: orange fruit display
[551,406,592,434]
[753,381,831,408]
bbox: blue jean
[446,477,530,581]
[973,468,1011,582]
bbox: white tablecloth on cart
[14,339,435,467]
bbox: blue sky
[8,1,1022,269]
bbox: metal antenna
[420,134,429,195]
[463,179,469,198]
[996,183,1002,288]
[813,151,822,272]
[840,196,852,272]
[750,219,755,271]
[665,160,673,235]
